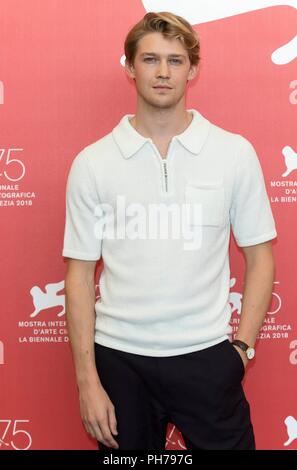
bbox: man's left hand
[233,344,249,369]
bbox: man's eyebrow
[140,52,186,58]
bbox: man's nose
[156,59,170,78]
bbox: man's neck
[129,103,193,143]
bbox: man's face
[125,32,197,109]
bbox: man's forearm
[236,250,275,348]
[65,276,101,388]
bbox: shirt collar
[112,108,211,159]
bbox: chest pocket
[185,182,225,227]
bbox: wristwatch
[232,340,255,360]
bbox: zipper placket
[149,138,174,194]
[163,160,168,192]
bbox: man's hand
[79,381,119,449]
[232,344,249,369]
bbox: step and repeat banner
[0,0,296,451]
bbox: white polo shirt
[62,108,277,357]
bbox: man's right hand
[79,381,119,449]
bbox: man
[62,12,277,450]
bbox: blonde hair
[124,11,200,67]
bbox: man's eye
[144,57,156,62]
[169,59,181,64]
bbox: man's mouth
[153,85,172,90]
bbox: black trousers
[94,339,255,450]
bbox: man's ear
[125,58,136,81]
[187,64,198,82]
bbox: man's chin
[145,96,180,110]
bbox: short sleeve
[62,148,102,260]
[230,137,277,247]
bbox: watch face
[247,348,255,359]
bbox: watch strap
[232,339,249,352]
